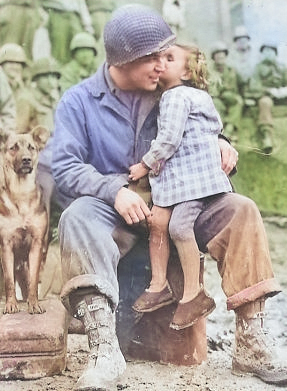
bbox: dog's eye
[28,144,36,151]
[9,144,18,151]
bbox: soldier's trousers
[59,192,281,313]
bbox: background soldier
[0,43,29,102]
[228,25,257,95]
[42,0,94,65]
[16,57,61,220]
[0,0,44,60]
[248,42,287,153]
[59,32,98,94]
[209,41,243,143]
[0,66,16,132]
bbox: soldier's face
[2,61,24,81]
[74,48,96,67]
[116,52,167,91]
[213,51,227,65]
[36,74,59,95]
[261,47,277,62]
[235,37,250,50]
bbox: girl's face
[158,45,189,90]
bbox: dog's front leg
[1,244,19,314]
[27,237,46,314]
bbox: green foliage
[231,112,287,216]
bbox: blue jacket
[52,63,158,207]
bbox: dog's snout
[22,157,32,165]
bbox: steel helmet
[211,41,229,59]
[260,42,277,55]
[31,57,61,80]
[104,4,176,66]
[233,25,250,41]
[0,43,28,65]
[70,32,98,54]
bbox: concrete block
[0,299,68,380]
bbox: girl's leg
[169,201,215,329]
[172,237,201,303]
[169,201,203,301]
[132,206,175,312]
[147,205,173,292]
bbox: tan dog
[0,126,49,314]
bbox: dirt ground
[1,217,287,391]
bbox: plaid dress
[143,85,232,207]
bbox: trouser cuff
[226,278,281,310]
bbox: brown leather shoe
[132,282,175,312]
[170,286,216,330]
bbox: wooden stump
[117,241,207,365]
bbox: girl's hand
[129,162,149,181]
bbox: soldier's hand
[114,187,151,225]
[219,137,238,175]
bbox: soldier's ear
[31,125,50,150]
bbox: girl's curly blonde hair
[177,43,209,91]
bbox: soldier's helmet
[233,25,250,41]
[0,43,28,65]
[31,57,61,81]
[260,42,277,55]
[70,32,98,55]
[210,41,229,59]
[104,4,176,66]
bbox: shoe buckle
[76,307,85,318]
[253,311,266,319]
[88,303,100,312]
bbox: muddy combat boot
[232,300,287,386]
[70,291,126,391]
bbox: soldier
[228,25,257,95]
[86,0,116,66]
[59,32,98,94]
[0,66,16,132]
[0,0,44,60]
[0,43,29,101]
[86,0,116,41]
[16,57,61,214]
[209,41,243,143]
[42,0,94,65]
[248,42,287,153]
[162,0,186,35]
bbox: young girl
[129,43,233,330]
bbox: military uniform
[209,42,243,143]
[16,57,61,215]
[247,44,287,153]
[227,25,258,98]
[86,0,115,41]
[0,43,30,115]
[59,32,98,93]
[0,0,42,60]
[42,0,94,64]
[0,66,16,132]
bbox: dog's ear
[0,130,10,150]
[31,125,50,150]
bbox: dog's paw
[28,302,46,315]
[3,301,20,314]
